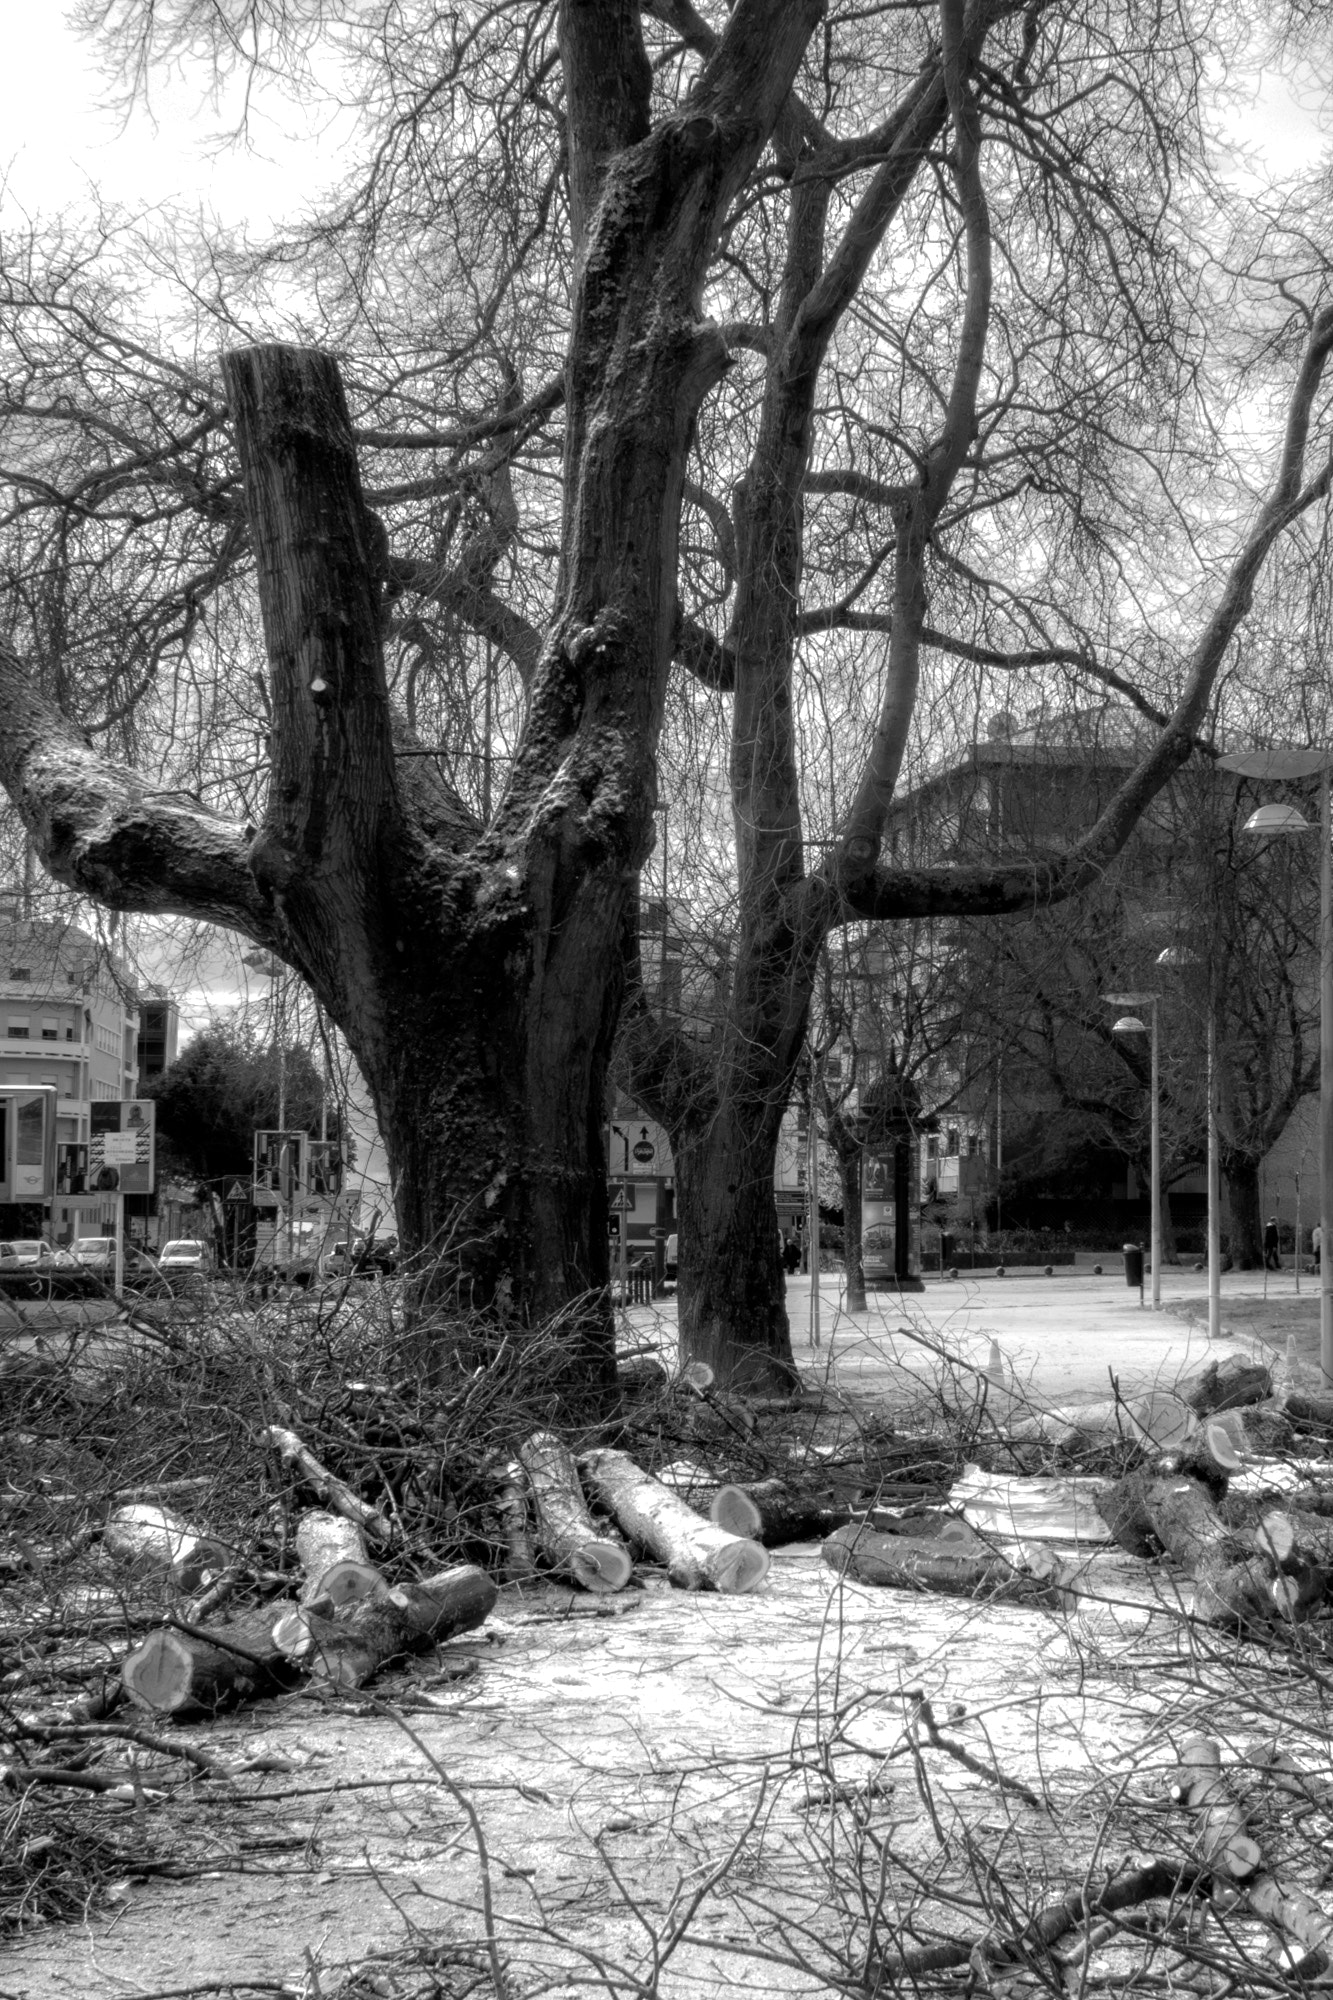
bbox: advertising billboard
[89,1099,156,1194]
[0,1086,58,1203]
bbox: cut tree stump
[581,1448,769,1593]
[1097,1469,1300,1624]
[103,1504,228,1593]
[122,1606,293,1716]
[821,1522,1063,1607]
[516,1432,632,1592]
[294,1510,384,1612]
[1175,1355,1272,1416]
[271,1565,497,1689]
[708,1478,854,1547]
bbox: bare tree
[1,2,1332,1400]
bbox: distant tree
[142,1022,329,1186]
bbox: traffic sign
[224,1180,249,1205]
[608,1184,634,1213]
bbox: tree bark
[672,1108,798,1393]
[821,1523,1062,1607]
[1096,1469,1294,1625]
[1222,1151,1263,1269]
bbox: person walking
[1263,1216,1281,1272]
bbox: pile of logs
[823,1356,1333,1634]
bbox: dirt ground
[4,1540,1265,2000]
[4,1292,1332,1999]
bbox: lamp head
[1243,803,1312,835]
[1112,1015,1148,1034]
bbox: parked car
[71,1240,165,1289]
[664,1232,678,1282]
[0,1239,58,1267]
[158,1238,210,1272]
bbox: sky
[0,3,1328,1112]
[0,5,1328,231]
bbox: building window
[9,967,30,981]
[946,1127,959,1157]
[824,1054,843,1081]
[7,1019,29,1039]
[66,1026,75,1040]
[41,1019,58,1040]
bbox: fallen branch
[261,1425,392,1543]
[103,1504,229,1593]
[1173,1735,1333,1971]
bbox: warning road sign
[224,1180,249,1205]
[608,1184,634,1213]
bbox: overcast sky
[1,6,1328,231]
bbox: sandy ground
[2,1266,1326,1999]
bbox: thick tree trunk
[673,1106,799,1394]
[835,1135,867,1312]
[1223,1152,1263,1270]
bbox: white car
[0,1238,57,1267]
[159,1238,209,1272]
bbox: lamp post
[1217,746,1332,1388]
[1104,993,1160,1308]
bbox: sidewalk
[630,1263,1295,1410]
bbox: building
[136,988,179,1082]
[0,916,143,1239]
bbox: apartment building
[0,917,142,1237]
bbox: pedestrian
[1315,1223,1323,1272]
[1263,1216,1280,1272]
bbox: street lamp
[1217,747,1332,1389]
[1104,993,1160,1307]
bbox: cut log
[995,1392,1196,1458]
[580,1448,769,1593]
[272,1565,496,1689]
[262,1424,391,1542]
[821,1522,1063,1607]
[1283,1391,1333,1436]
[121,1605,292,1716]
[709,1478,854,1547]
[497,1463,540,1581]
[294,1511,383,1610]
[103,1504,228,1593]
[1174,1736,1333,1970]
[1096,1469,1294,1625]
[516,1432,632,1593]
[1175,1355,1272,1416]
[1221,1492,1333,1572]
[1173,1421,1243,1487]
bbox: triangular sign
[225,1179,249,1203]
[608,1184,634,1213]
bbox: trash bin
[1122,1243,1144,1289]
[939,1232,955,1273]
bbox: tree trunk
[673,1105,799,1393]
[1159,1182,1179,1264]
[835,1133,867,1312]
[1223,1152,1263,1270]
